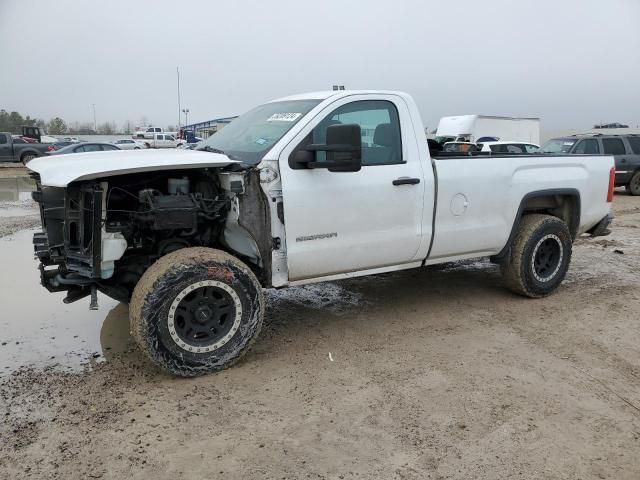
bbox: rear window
[539,139,576,153]
[626,136,640,154]
[490,144,526,154]
[0,134,8,144]
[602,138,626,155]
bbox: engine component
[100,230,128,279]
[137,189,198,231]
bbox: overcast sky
[1,0,639,130]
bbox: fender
[493,188,581,261]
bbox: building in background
[182,116,237,140]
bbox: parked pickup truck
[27,90,615,377]
[142,133,183,149]
[133,127,178,140]
[0,132,50,162]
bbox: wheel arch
[20,148,40,161]
[493,188,581,261]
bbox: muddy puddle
[0,230,127,375]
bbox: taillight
[607,167,615,202]
[47,145,54,151]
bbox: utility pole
[92,104,97,133]
[177,67,181,132]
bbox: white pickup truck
[28,90,614,376]
[142,133,183,149]
[133,126,178,140]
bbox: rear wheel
[21,152,36,163]
[626,171,640,196]
[130,247,264,376]
[501,214,572,298]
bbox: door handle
[392,177,421,186]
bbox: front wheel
[501,214,572,298]
[21,153,36,163]
[130,247,264,376]
[626,171,640,196]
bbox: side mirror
[324,123,362,172]
[291,124,362,172]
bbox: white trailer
[435,115,540,144]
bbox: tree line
[0,110,176,136]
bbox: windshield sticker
[255,138,268,145]
[563,142,574,145]
[267,113,302,122]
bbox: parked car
[47,141,75,152]
[46,142,121,155]
[478,141,539,153]
[27,89,615,377]
[0,132,50,162]
[539,134,640,195]
[112,139,146,150]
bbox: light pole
[182,108,190,127]
[92,104,97,133]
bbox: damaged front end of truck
[29,151,273,309]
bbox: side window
[0,134,7,144]
[626,137,640,154]
[574,139,600,154]
[525,144,539,153]
[82,144,101,152]
[101,145,118,151]
[602,138,626,155]
[167,135,175,141]
[506,144,525,153]
[155,128,161,132]
[312,100,402,166]
[490,144,511,153]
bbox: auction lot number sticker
[267,113,302,122]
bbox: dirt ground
[1,192,639,480]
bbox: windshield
[197,99,321,164]
[539,139,576,153]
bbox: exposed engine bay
[32,167,271,306]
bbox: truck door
[0,134,11,161]
[278,95,430,281]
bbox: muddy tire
[501,214,572,298]
[626,171,640,196]
[21,152,36,163]
[130,247,264,376]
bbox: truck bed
[427,153,613,263]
